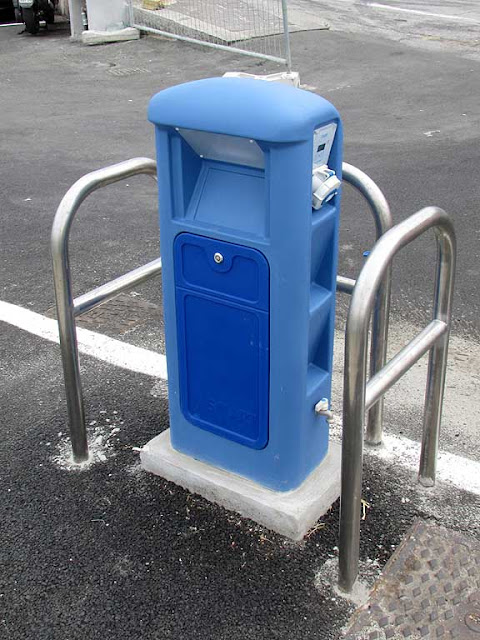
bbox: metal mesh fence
[127,0,291,67]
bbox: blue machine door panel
[174,233,269,449]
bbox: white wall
[67,0,83,37]
[85,0,127,31]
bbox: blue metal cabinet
[174,233,269,449]
[149,77,342,491]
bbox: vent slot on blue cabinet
[174,233,270,449]
[186,162,267,239]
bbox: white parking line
[0,300,168,379]
[364,2,480,23]
[1,299,479,496]
[329,422,480,498]
[368,432,480,497]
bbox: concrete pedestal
[85,0,126,31]
[81,0,139,44]
[141,430,341,540]
[81,27,139,45]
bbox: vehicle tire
[23,8,40,34]
[45,6,55,24]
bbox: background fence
[127,0,291,68]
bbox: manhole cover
[344,520,480,640]
[47,293,161,334]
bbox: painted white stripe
[366,432,480,497]
[364,2,480,24]
[329,426,480,497]
[2,299,480,495]
[0,300,168,379]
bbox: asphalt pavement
[1,12,479,640]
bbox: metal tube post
[365,320,447,411]
[67,0,84,38]
[74,258,162,317]
[52,224,86,461]
[339,278,369,594]
[51,158,157,462]
[342,163,393,445]
[336,275,356,294]
[281,0,292,72]
[339,207,455,592]
[419,226,456,486]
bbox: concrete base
[141,430,341,540]
[81,27,140,45]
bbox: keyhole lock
[214,252,224,264]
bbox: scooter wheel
[23,8,40,34]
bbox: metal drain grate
[108,66,151,77]
[47,293,161,334]
[344,520,480,640]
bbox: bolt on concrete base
[141,429,341,540]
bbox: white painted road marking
[1,299,479,496]
[329,422,480,498]
[0,300,168,379]
[368,432,480,497]
[364,2,480,23]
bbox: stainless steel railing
[51,158,455,598]
[51,157,158,462]
[51,158,393,465]
[338,206,456,593]
[341,163,393,446]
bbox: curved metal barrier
[51,158,393,465]
[338,206,456,593]
[340,163,393,445]
[51,158,456,599]
[51,158,158,462]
